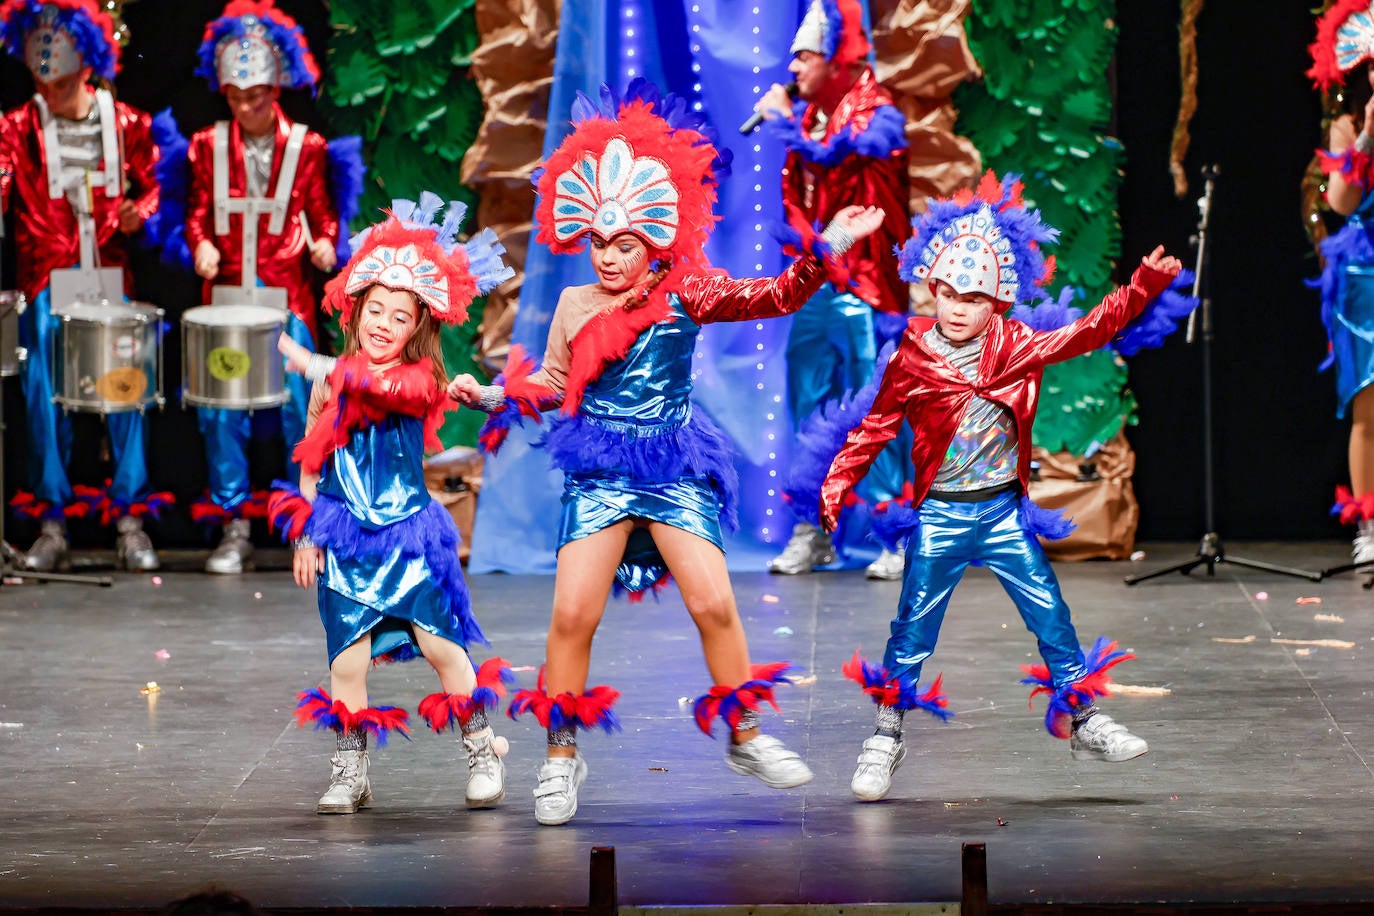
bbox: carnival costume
[153,0,364,572]
[762,0,914,578]
[271,193,516,813]
[0,0,168,571]
[1308,0,1374,559]
[475,81,843,822]
[820,173,1182,799]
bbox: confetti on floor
[1295,596,1323,605]
[1212,635,1256,644]
[1314,613,1346,623]
[1109,684,1172,697]
[1272,637,1356,649]
[791,674,818,686]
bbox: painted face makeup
[589,232,653,293]
[933,281,996,343]
[357,286,420,364]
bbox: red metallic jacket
[186,105,338,334]
[780,68,910,314]
[0,90,159,302]
[820,264,1177,528]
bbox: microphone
[739,82,798,135]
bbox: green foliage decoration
[318,0,489,448]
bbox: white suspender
[211,120,309,290]
[34,88,121,201]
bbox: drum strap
[213,121,308,288]
[34,89,121,202]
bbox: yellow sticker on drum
[95,366,148,404]
[208,347,252,381]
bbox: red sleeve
[995,264,1177,379]
[300,133,338,246]
[119,105,159,223]
[819,345,911,526]
[185,129,213,250]
[677,254,826,324]
[0,112,16,214]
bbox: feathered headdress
[0,0,119,82]
[898,170,1059,312]
[534,78,729,272]
[195,0,319,92]
[1309,0,1374,90]
[790,0,870,69]
[323,192,514,326]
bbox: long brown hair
[341,285,448,389]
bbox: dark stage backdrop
[0,0,1347,545]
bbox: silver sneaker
[22,519,69,572]
[205,518,254,574]
[767,522,837,575]
[534,753,587,826]
[115,515,160,572]
[462,727,506,808]
[316,749,371,814]
[1354,519,1374,566]
[864,548,905,581]
[725,734,814,788]
[850,734,906,801]
[1070,712,1149,762]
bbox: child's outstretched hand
[293,545,324,589]
[447,373,482,406]
[1142,245,1182,278]
[831,205,885,242]
[278,332,313,375]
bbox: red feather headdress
[1309,0,1374,90]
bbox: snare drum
[51,300,163,413]
[0,291,26,378]
[181,304,287,410]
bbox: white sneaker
[534,753,587,826]
[850,734,906,801]
[1354,520,1374,565]
[725,734,814,788]
[463,727,505,808]
[316,750,371,814]
[864,548,905,581]
[1070,713,1149,762]
[767,523,837,575]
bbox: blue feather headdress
[1,0,120,81]
[195,0,320,93]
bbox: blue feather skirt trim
[307,494,487,664]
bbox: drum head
[56,300,159,323]
[183,304,288,328]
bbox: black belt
[926,481,1020,503]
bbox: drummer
[0,0,165,572]
[178,0,361,574]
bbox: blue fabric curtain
[471,0,872,575]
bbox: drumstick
[298,212,314,247]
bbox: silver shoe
[725,733,814,788]
[1353,519,1374,566]
[767,522,837,575]
[850,734,906,801]
[115,515,160,572]
[864,548,905,581]
[534,753,587,826]
[316,749,371,814]
[1070,712,1149,762]
[205,518,254,574]
[462,726,506,808]
[23,519,69,572]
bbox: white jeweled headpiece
[551,136,681,249]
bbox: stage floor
[1,541,1372,911]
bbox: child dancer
[271,194,514,815]
[450,80,884,826]
[820,172,1182,801]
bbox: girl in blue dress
[450,81,884,826]
[271,194,514,815]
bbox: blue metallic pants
[885,491,1089,689]
[18,286,149,510]
[196,311,312,511]
[785,284,910,503]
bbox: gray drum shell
[51,301,163,413]
[0,291,24,378]
[181,305,288,410]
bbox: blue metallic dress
[308,413,485,665]
[545,296,738,593]
[1319,187,1374,417]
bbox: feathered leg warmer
[1020,637,1133,738]
[507,667,622,735]
[842,651,953,721]
[692,662,796,737]
[419,658,515,734]
[295,687,411,747]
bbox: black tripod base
[1317,560,1374,589]
[1123,533,1323,585]
[0,540,113,587]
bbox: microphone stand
[0,204,112,587]
[1125,165,1321,585]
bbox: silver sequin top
[924,325,1019,493]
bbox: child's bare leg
[329,637,372,711]
[544,521,630,757]
[413,628,477,695]
[1350,385,1374,493]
